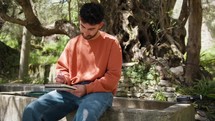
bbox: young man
[22,2,122,121]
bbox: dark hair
[80,2,104,25]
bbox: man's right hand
[55,74,66,84]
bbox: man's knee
[22,103,39,121]
[74,108,98,121]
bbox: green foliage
[200,47,215,79]
[198,49,215,119]
[0,23,22,49]
[179,46,215,99]
[0,78,7,84]
[30,35,69,65]
[177,78,215,121]
[154,92,166,101]
[177,79,215,99]
[123,62,160,86]
[34,0,79,25]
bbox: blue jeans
[22,90,113,121]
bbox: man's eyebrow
[81,24,86,28]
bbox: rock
[195,110,210,121]
[170,66,184,76]
[158,80,172,86]
[165,87,176,92]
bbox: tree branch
[0,13,26,25]
[0,0,78,37]
[165,34,184,59]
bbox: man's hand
[69,85,86,97]
[55,74,66,84]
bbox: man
[22,2,122,121]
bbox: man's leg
[22,90,79,121]
[73,92,113,121]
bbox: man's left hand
[69,85,86,97]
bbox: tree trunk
[0,17,4,29]
[101,0,155,62]
[19,27,31,80]
[101,0,187,65]
[185,0,202,85]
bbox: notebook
[44,84,77,90]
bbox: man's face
[79,20,103,40]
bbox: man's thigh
[74,92,113,121]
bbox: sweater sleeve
[85,40,122,94]
[56,41,71,84]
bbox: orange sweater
[56,31,122,94]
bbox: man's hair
[80,2,104,25]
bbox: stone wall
[29,63,181,102]
[117,74,177,102]
[116,64,183,102]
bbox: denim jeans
[22,90,113,121]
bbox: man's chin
[81,34,92,40]
[84,36,92,40]
[81,31,98,40]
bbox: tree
[0,0,79,81]
[100,0,189,79]
[101,0,187,64]
[185,0,202,85]
[0,0,78,37]
[19,27,31,80]
[100,0,206,84]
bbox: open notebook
[44,84,77,90]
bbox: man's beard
[82,31,98,40]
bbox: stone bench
[0,94,195,121]
[0,84,195,121]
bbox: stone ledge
[0,84,45,92]
[0,94,195,121]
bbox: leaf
[207,94,215,99]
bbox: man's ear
[99,22,104,29]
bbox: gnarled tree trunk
[185,0,202,85]
[101,0,187,66]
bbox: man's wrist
[84,85,87,94]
